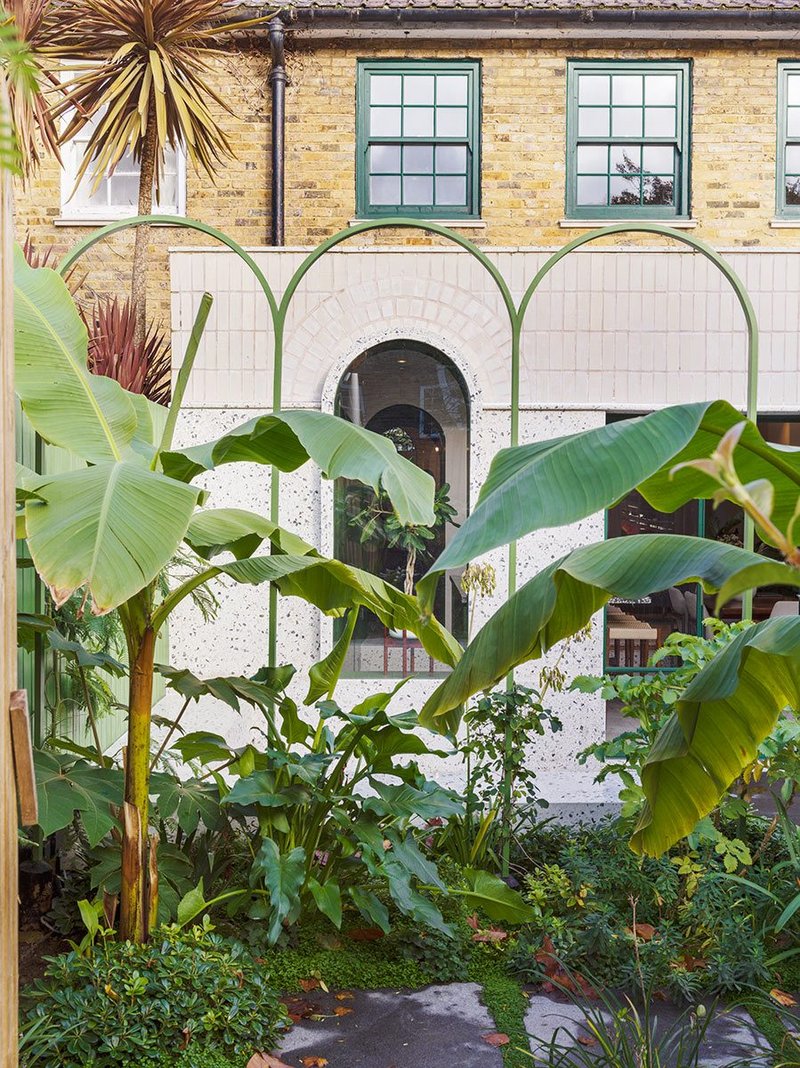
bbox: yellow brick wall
[13,36,800,330]
[284,38,800,249]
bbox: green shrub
[21,921,286,1067]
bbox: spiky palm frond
[0,1,61,176]
[49,0,272,190]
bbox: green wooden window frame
[566,60,691,220]
[356,60,481,219]
[777,62,800,217]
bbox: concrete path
[275,983,504,1068]
[268,982,776,1067]
[524,990,773,1066]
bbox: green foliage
[432,683,562,869]
[172,684,533,942]
[509,818,780,1002]
[21,920,286,1067]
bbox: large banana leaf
[23,462,199,613]
[14,247,159,463]
[185,507,316,560]
[216,554,462,669]
[419,402,800,610]
[419,535,800,733]
[632,617,800,856]
[14,252,200,613]
[161,409,436,527]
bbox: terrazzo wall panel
[163,243,800,800]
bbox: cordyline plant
[48,0,273,344]
[86,295,171,404]
[14,251,461,942]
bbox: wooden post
[0,84,18,1066]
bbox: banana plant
[419,406,800,856]
[14,249,461,941]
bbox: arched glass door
[334,341,470,677]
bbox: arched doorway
[334,340,470,677]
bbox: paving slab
[525,990,773,1066]
[276,983,504,1068]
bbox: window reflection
[335,342,470,677]
[605,415,800,670]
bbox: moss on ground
[470,957,533,1068]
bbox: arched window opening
[335,341,470,677]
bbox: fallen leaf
[771,988,798,1007]
[347,926,384,941]
[625,922,656,942]
[300,977,321,992]
[577,1036,598,1048]
[247,1055,294,1068]
[315,932,343,951]
[335,992,354,1001]
[482,1033,510,1047]
[281,996,319,1023]
[300,1058,329,1067]
[471,928,508,943]
[334,1006,353,1016]
[466,912,480,931]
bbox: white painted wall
[162,244,800,803]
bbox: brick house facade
[16,1,800,801]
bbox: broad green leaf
[46,630,126,677]
[386,831,446,891]
[150,774,222,837]
[24,462,199,613]
[639,405,800,538]
[223,771,309,810]
[214,554,462,670]
[177,879,207,926]
[185,507,315,561]
[632,617,800,857]
[33,751,123,846]
[14,247,138,464]
[162,409,436,526]
[715,560,800,613]
[348,886,390,934]
[381,856,452,937]
[156,663,293,714]
[458,869,536,924]
[419,535,795,732]
[168,731,238,765]
[305,608,358,705]
[363,780,463,821]
[419,401,800,609]
[308,877,343,929]
[251,838,306,944]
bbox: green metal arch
[516,223,759,427]
[56,214,279,320]
[58,214,761,652]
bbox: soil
[18,928,68,989]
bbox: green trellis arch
[58,215,761,668]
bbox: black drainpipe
[268,16,286,246]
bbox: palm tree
[0,1,61,176]
[48,0,271,345]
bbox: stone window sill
[54,216,184,227]
[769,217,800,228]
[349,217,487,229]
[559,218,698,230]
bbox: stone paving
[263,983,781,1067]
[524,990,773,1066]
[275,984,504,1068]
